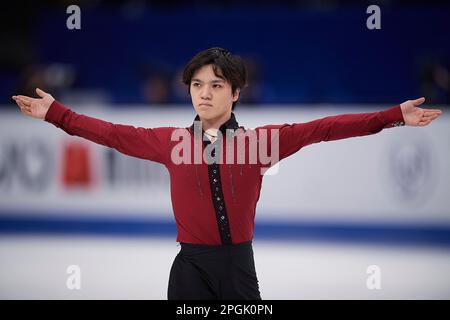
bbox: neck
[200,111,232,132]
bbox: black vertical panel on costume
[204,138,232,245]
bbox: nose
[200,85,212,100]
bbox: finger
[423,111,441,117]
[36,88,47,98]
[16,97,31,108]
[426,115,437,121]
[16,95,32,106]
[423,107,441,113]
[17,101,31,113]
[427,109,442,114]
[412,97,426,106]
[15,99,24,108]
[16,99,29,110]
[423,116,438,122]
[418,119,432,127]
[429,114,441,120]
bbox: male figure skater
[12,47,442,300]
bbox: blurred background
[0,0,449,299]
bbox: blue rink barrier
[0,210,450,248]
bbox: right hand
[12,88,55,120]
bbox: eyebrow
[191,78,225,83]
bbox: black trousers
[167,241,262,300]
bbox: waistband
[179,240,253,258]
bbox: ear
[232,88,240,102]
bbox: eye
[213,84,222,88]
[192,83,200,87]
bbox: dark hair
[182,47,248,110]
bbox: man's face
[190,64,239,122]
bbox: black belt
[179,240,253,257]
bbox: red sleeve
[44,100,174,165]
[258,105,405,161]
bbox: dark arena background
[0,0,449,301]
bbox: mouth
[199,103,213,108]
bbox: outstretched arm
[12,88,173,165]
[260,99,443,162]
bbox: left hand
[400,97,442,127]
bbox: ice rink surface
[1,235,449,300]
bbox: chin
[197,110,214,119]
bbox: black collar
[189,112,240,136]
